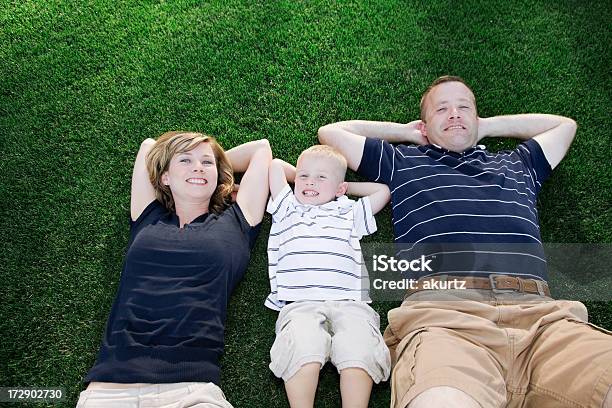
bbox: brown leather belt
[406,274,550,297]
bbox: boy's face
[294,154,347,205]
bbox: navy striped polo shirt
[358,138,552,281]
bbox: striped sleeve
[266,184,293,222]
[264,293,285,311]
[352,196,377,238]
[515,139,552,194]
[356,137,396,184]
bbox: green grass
[1,0,610,406]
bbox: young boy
[265,145,391,408]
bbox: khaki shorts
[76,382,233,408]
[385,289,612,408]
[269,300,391,383]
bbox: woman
[77,131,271,407]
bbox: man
[318,76,612,408]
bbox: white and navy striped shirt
[357,138,552,281]
[265,185,376,311]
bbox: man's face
[294,154,346,206]
[422,81,478,152]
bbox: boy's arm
[270,158,294,200]
[478,114,577,169]
[347,182,391,215]
[280,159,296,184]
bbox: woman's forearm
[225,139,271,173]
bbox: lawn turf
[1,1,610,407]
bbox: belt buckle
[535,280,547,296]
[489,274,516,293]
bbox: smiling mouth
[302,190,319,197]
[445,124,466,131]
[186,178,208,185]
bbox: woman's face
[161,142,218,207]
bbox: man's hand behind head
[405,120,429,145]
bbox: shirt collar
[428,143,486,155]
[293,195,352,212]
[166,211,209,227]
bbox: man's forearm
[479,114,575,141]
[318,119,424,172]
[332,120,420,143]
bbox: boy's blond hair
[297,145,348,180]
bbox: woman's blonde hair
[146,131,234,214]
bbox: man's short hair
[420,75,476,121]
[298,145,348,180]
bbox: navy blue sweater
[85,201,259,384]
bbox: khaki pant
[270,300,391,383]
[384,289,612,408]
[76,382,233,408]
